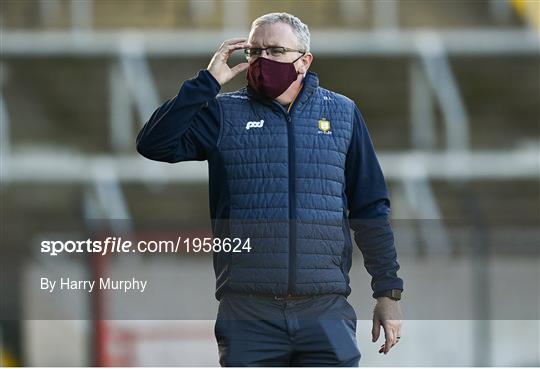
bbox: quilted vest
[210,71,356,300]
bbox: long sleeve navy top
[136,69,404,298]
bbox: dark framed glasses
[244,46,305,60]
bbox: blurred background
[1,0,539,366]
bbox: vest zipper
[285,113,296,296]
[273,102,297,297]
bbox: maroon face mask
[246,55,304,99]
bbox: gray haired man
[136,12,404,366]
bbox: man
[137,12,404,367]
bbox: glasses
[244,46,305,60]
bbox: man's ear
[298,52,313,74]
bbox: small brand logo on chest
[246,119,264,130]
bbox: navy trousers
[214,292,361,367]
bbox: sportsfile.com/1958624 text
[40,237,252,256]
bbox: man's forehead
[248,23,297,46]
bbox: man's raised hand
[207,38,250,86]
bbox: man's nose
[260,50,280,60]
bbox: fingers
[219,38,248,58]
[373,302,403,355]
[223,42,248,55]
[208,38,249,86]
[371,319,381,342]
[377,321,402,355]
[218,38,247,52]
[383,322,395,355]
[378,338,400,354]
[230,62,249,76]
[222,37,247,45]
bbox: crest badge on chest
[318,118,332,135]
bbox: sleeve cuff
[201,69,221,93]
[373,288,403,299]
[372,278,404,298]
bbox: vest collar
[246,71,319,113]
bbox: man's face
[246,23,307,65]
